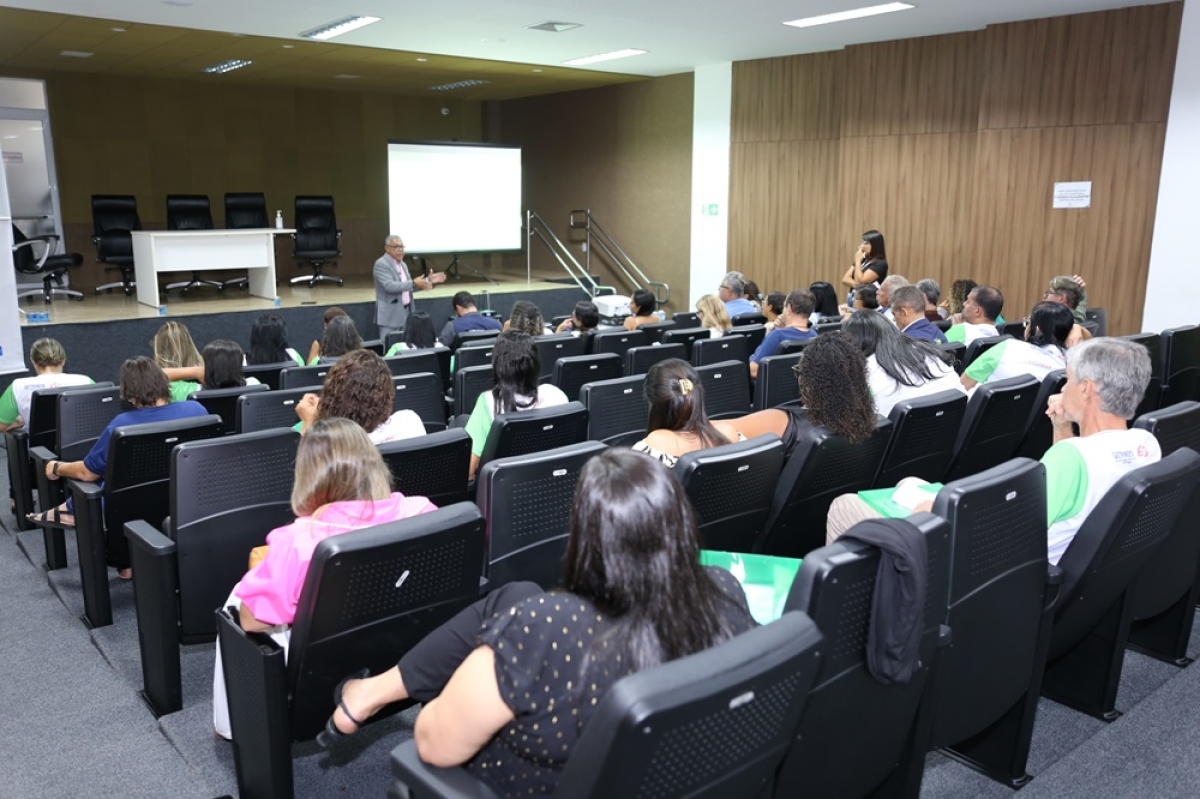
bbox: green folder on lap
[857,482,943,518]
[699,550,803,625]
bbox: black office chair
[11,224,83,303]
[1043,449,1200,720]
[378,429,472,508]
[222,192,269,289]
[694,360,752,419]
[675,435,785,553]
[217,503,488,799]
[943,374,1040,481]
[188,384,270,433]
[164,194,224,294]
[389,612,822,799]
[691,335,750,368]
[125,429,299,716]
[625,343,686,376]
[392,372,448,432]
[91,194,140,295]
[1159,325,1200,407]
[873,389,968,488]
[478,441,607,590]
[588,328,646,358]
[533,334,586,382]
[580,374,648,447]
[478,402,589,469]
[236,386,316,434]
[552,354,623,402]
[1015,369,1068,461]
[291,195,343,286]
[753,352,802,410]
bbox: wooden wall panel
[731,52,843,143]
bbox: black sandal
[26,506,75,530]
[316,668,370,748]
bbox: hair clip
[677,377,694,395]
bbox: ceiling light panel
[203,58,252,74]
[298,16,381,41]
[429,79,489,91]
[527,21,582,33]
[563,48,648,66]
[783,2,915,29]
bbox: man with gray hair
[877,275,909,322]
[718,271,757,317]
[915,278,944,320]
[373,234,445,340]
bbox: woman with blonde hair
[153,321,204,402]
[213,417,437,739]
[695,294,732,338]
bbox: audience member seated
[945,285,1003,345]
[154,321,204,403]
[731,332,879,459]
[623,288,661,331]
[201,339,259,389]
[841,283,879,318]
[938,278,977,319]
[961,301,1072,391]
[808,282,839,326]
[310,315,363,364]
[840,229,889,288]
[631,359,743,468]
[212,417,438,739]
[1044,278,1092,347]
[308,306,348,365]
[295,349,424,444]
[502,300,549,337]
[843,310,962,417]
[247,313,305,367]
[464,331,569,478]
[718,271,757,317]
[915,278,944,321]
[439,291,502,347]
[743,279,764,313]
[30,357,207,571]
[890,285,947,344]
[555,300,600,336]
[696,293,733,338]
[877,274,909,322]
[749,289,816,379]
[387,311,447,355]
[763,290,787,331]
[316,448,755,798]
[0,338,92,433]
[825,338,1162,562]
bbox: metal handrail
[526,210,615,298]
[569,209,670,305]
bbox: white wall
[1143,0,1200,332]
[688,63,732,308]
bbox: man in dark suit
[373,234,445,340]
[891,286,947,344]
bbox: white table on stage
[131,229,294,308]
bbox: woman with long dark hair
[463,331,568,477]
[842,310,962,417]
[631,359,742,467]
[960,301,1073,390]
[808,281,840,325]
[200,339,259,390]
[317,448,755,796]
[623,288,661,330]
[311,315,363,364]
[385,310,445,354]
[841,229,889,289]
[247,314,304,367]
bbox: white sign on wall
[1053,181,1092,209]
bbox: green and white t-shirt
[1042,428,1161,565]
[0,373,93,430]
[463,384,570,457]
[963,339,1066,386]
[944,322,999,345]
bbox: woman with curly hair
[631,359,743,468]
[695,293,732,338]
[939,278,977,319]
[730,332,879,458]
[502,301,548,337]
[842,310,961,417]
[295,349,424,444]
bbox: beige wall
[728,3,1182,336]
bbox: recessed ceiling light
[298,15,381,41]
[231,33,244,38]
[203,59,252,74]
[162,0,193,6]
[480,38,506,43]
[110,27,126,33]
[527,21,582,33]
[429,79,489,91]
[562,48,647,66]
[59,50,94,58]
[416,57,427,62]
[282,44,295,49]
[783,2,915,29]
[531,69,543,73]
[333,74,361,79]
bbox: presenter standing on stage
[374,235,445,340]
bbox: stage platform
[5,273,592,390]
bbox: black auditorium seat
[392,372,448,432]
[962,334,1011,371]
[552,353,623,402]
[753,352,802,411]
[636,319,675,344]
[1123,332,1162,418]
[1159,325,1200,407]
[237,386,317,434]
[477,402,589,471]
[588,328,646,358]
[694,360,752,419]
[278,363,332,390]
[675,434,785,553]
[660,326,709,353]
[943,374,1039,481]
[691,334,749,368]
[377,429,472,508]
[533,334,586,382]
[873,389,967,488]
[188,384,269,433]
[580,374,648,447]
[452,365,495,418]
[625,343,686,376]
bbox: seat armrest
[68,478,112,628]
[1044,564,1065,612]
[29,445,61,503]
[390,740,502,799]
[5,431,34,531]
[126,520,184,716]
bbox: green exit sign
[702,203,719,216]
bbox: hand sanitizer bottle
[275,210,283,229]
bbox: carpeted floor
[2,446,1199,798]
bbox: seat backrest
[10,224,39,274]
[224,192,268,229]
[1052,449,1200,658]
[776,512,950,797]
[933,318,953,332]
[672,311,700,327]
[736,323,767,352]
[1123,332,1162,416]
[477,441,607,590]
[553,353,623,402]
[56,385,122,460]
[1159,325,1200,407]
[580,374,648,446]
[938,341,967,374]
[660,326,709,353]
[171,429,299,639]
[165,194,214,231]
[553,613,823,799]
[241,361,288,391]
[874,389,967,487]
[391,372,447,430]
[732,313,767,326]
[776,337,815,356]
[816,320,844,334]
[286,503,488,739]
[1000,321,1027,338]
[1015,369,1068,461]
[453,364,495,418]
[377,428,472,508]
[963,334,1011,370]
[589,328,646,358]
[928,458,1050,747]
[694,360,752,419]
[453,329,501,351]
[188,384,270,433]
[29,382,113,451]
[636,319,676,344]
[757,419,893,558]
[1134,401,1200,456]
[455,343,494,371]
[383,350,441,382]
[1085,307,1108,337]
[944,374,1040,482]
[754,352,802,410]
[692,334,750,368]
[236,386,316,434]
[479,402,589,465]
[533,334,587,381]
[279,363,331,390]
[675,434,786,553]
[91,194,141,236]
[293,195,338,251]
[625,343,686,376]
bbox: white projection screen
[387,141,522,254]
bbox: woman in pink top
[213,417,436,738]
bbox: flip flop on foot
[317,668,371,748]
[27,506,75,530]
